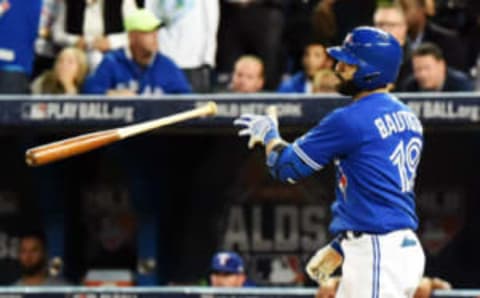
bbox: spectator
[312,69,339,93]
[52,0,140,71]
[400,42,474,92]
[216,0,285,90]
[209,251,247,287]
[0,0,42,94]
[228,55,265,93]
[277,42,333,93]
[395,0,468,71]
[31,47,88,94]
[373,3,412,87]
[82,8,191,96]
[316,276,451,298]
[283,0,321,74]
[13,233,69,286]
[145,0,220,93]
[312,0,376,46]
[311,0,337,46]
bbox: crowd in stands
[1,0,479,96]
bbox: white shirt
[52,0,137,49]
[145,0,220,69]
[52,0,137,71]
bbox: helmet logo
[363,72,381,82]
[343,33,353,46]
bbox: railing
[0,287,478,298]
[0,93,479,131]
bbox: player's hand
[234,113,279,149]
[306,242,344,285]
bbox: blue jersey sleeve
[293,108,361,170]
[161,59,192,94]
[167,68,192,93]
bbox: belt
[339,231,364,241]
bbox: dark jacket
[400,68,474,92]
[422,21,468,71]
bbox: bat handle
[266,105,278,122]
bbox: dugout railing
[0,286,477,298]
[0,92,479,131]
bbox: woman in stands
[31,47,88,95]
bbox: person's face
[412,55,446,90]
[334,61,360,96]
[129,30,159,66]
[334,61,357,82]
[210,272,246,287]
[231,59,264,93]
[303,45,332,78]
[374,8,408,46]
[19,237,46,275]
[55,50,80,79]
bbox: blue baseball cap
[210,251,245,274]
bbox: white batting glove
[306,241,344,285]
[233,114,280,149]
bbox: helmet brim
[327,47,361,66]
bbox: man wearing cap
[209,251,249,287]
[82,8,191,95]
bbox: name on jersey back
[374,111,423,139]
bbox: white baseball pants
[336,229,425,298]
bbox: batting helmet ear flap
[362,72,381,83]
[327,26,403,90]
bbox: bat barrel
[26,130,121,167]
[24,101,218,167]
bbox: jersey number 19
[389,137,422,193]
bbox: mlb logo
[343,33,353,46]
[21,103,49,120]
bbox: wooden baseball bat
[25,101,218,167]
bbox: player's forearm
[266,140,315,183]
[265,137,288,156]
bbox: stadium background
[1,0,480,296]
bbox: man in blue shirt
[0,0,42,94]
[235,27,425,297]
[400,42,474,92]
[83,8,191,95]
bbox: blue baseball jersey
[82,49,192,95]
[0,0,42,74]
[292,92,423,235]
[277,72,308,93]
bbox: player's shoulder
[314,104,356,134]
[352,92,411,112]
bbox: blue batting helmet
[327,26,403,90]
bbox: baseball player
[234,26,425,297]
